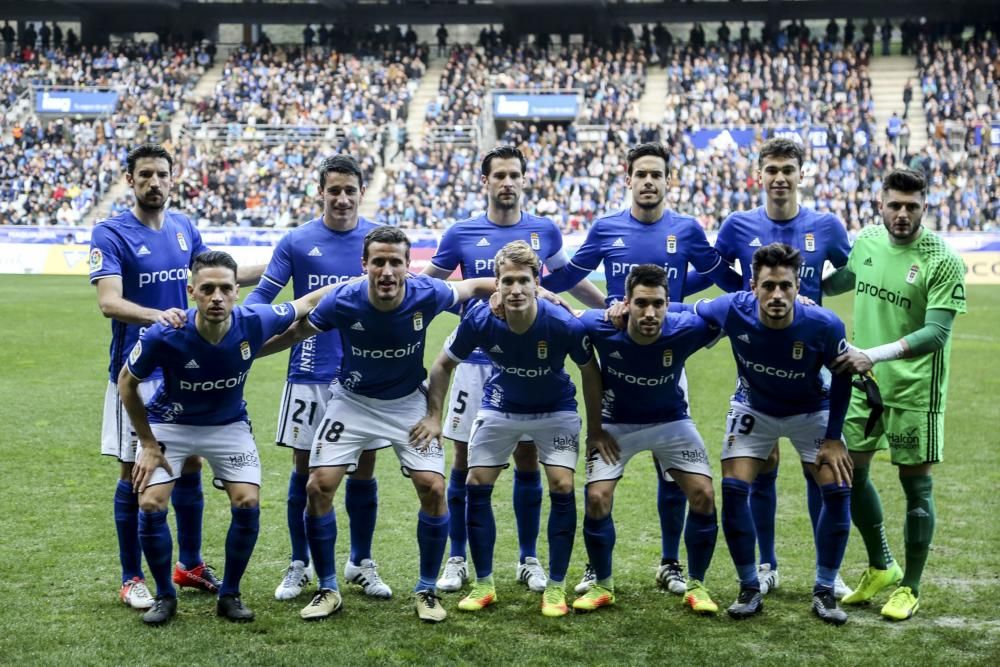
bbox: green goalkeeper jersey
[847,225,967,412]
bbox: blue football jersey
[126,303,298,425]
[430,212,569,365]
[579,309,717,424]
[308,274,458,399]
[695,292,849,417]
[90,210,210,381]
[714,206,850,303]
[244,217,377,384]
[542,208,726,304]
[446,300,593,414]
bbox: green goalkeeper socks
[900,474,935,596]
[850,465,895,570]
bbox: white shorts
[720,401,830,465]
[309,383,445,477]
[144,421,261,488]
[101,379,161,462]
[442,362,491,442]
[276,382,388,453]
[587,418,713,484]
[468,410,581,470]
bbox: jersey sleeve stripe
[568,258,598,272]
[695,255,723,274]
[90,272,123,284]
[261,274,287,289]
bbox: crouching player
[120,251,332,625]
[694,243,855,624]
[577,264,721,613]
[413,240,600,617]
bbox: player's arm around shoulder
[94,276,187,328]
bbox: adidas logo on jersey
[738,334,751,343]
[185,359,200,369]
[748,237,762,247]
[612,237,626,247]
[138,245,151,256]
[308,246,323,257]
[351,321,365,331]
[489,344,504,353]
[864,257,873,266]
[609,351,623,359]
[476,237,490,247]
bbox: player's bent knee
[226,483,260,509]
[546,470,574,495]
[585,486,613,518]
[686,484,715,515]
[305,469,338,500]
[138,486,171,513]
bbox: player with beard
[543,142,741,595]
[89,144,263,611]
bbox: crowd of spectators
[173,135,380,227]
[0,117,128,224]
[661,40,873,128]
[1,42,208,223]
[187,44,425,126]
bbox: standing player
[695,243,855,624]
[264,226,498,623]
[244,155,390,602]
[684,137,854,598]
[542,142,741,594]
[576,264,720,614]
[89,143,263,610]
[120,251,329,625]
[422,146,605,594]
[414,241,598,617]
[826,168,966,620]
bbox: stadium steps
[359,166,387,220]
[638,67,668,125]
[405,55,448,151]
[869,55,927,152]
[81,57,229,225]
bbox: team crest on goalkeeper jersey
[537,341,548,359]
[530,232,540,250]
[662,349,673,367]
[176,233,188,251]
[413,311,424,331]
[804,233,815,252]
[906,264,920,284]
[240,341,251,360]
[666,235,677,254]
[792,341,804,360]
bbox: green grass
[1,276,998,666]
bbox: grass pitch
[0,276,997,666]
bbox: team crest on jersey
[529,232,540,250]
[804,233,815,252]
[413,311,424,331]
[240,341,251,360]
[666,235,677,254]
[89,248,103,272]
[129,340,142,364]
[792,341,804,360]
[537,341,548,359]
[662,349,673,367]
[906,264,920,284]
[176,233,188,251]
